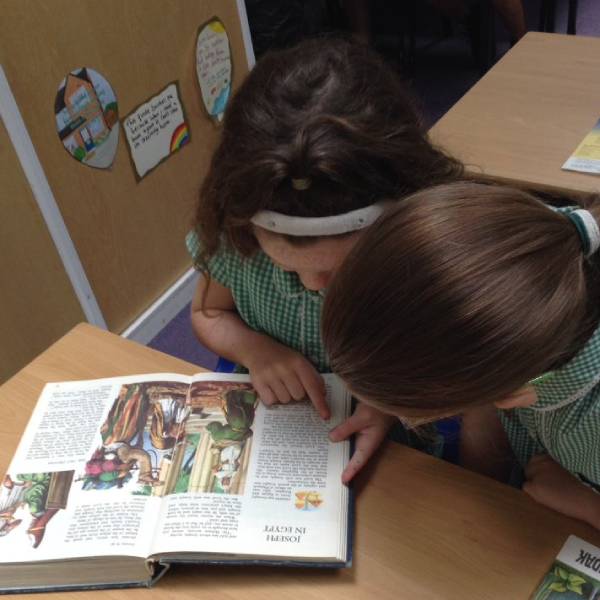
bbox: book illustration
[82,381,189,494]
[196,17,232,123]
[169,381,257,496]
[294,491,323,511]
[82,442,162,491]
[533,563,599,600]
[81,380,257,497]
[54,67,119,169]
[0,470,74,549]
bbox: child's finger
[529,453,550,467]
[298,366,329,419]
[341,447,366,484]
[256,383,277,406]
[522,481,538,500]
[329,413,364,442]
[270,378,291,404]
[524,454,548,479]
[521,481,544,504]
[283,372,305,401]
[341,429,385,484]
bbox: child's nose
[299,271,332,291]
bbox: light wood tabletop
[1,323,600,599]
[430,32,600,197]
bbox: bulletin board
[0,121,85,382]
[0,0,250,332]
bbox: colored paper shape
[196,17,232,123]
[122,82,190,180]
[55,68,119,169]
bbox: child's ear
[494,386,538,409]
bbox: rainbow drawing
[170,122,190,152]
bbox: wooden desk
[430,32,600,197]
[2,323,600,599]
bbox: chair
[539,0,578,35]
[467,0,497,74]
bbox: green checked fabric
[501,204,600,487]
[186,231,329,372]
[186,231,444,457]
[500,320,600,488]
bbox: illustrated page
[0,373,192,563]
[152,374,351,560]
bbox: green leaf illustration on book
[535,565,591,600]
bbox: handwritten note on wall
[122,82,190,180]
[196,18,232,123]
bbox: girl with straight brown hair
[322,182,600,530]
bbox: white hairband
[567,209,600,257]
[251,202,387,236]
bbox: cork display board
[0,121,85,382]
[0,0,249,332]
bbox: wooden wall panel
[0,121,85,383]
[0,0,249,332]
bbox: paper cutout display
[55,68,119,169]
[122,82,190,180]
[196,17,232,122]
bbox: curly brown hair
[322,182,600,419]
[192,36,463,270]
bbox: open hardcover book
[0,373,352,593]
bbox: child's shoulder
[186,229,274,281]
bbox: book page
[151,373,351,561]
[0,373,192,564]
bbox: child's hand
[523,454,600,530]
[244,338,329,420]
[329,402,396,484]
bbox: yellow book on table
[563,119,600,175]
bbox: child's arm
[328,402,396,484]
[459,404,515,482]
[524,454,600,530]
[191,277,330,419]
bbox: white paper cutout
[55,68,119,169]
[122,82,190,180]
[196,17,232,123]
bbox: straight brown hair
[322,182,600,418]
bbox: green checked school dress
[186,231,443,457]
[500,321,600,488]
[186,232,329,372]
